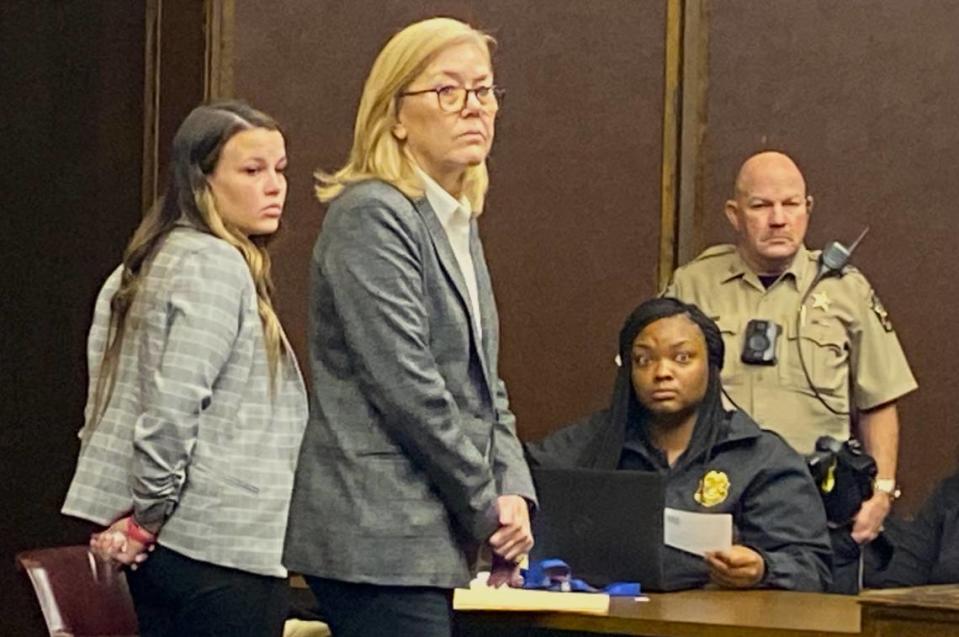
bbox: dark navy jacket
[876,470,959,587]
[526,409,832,592]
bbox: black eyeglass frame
[397,85,505,112]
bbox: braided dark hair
[613,297,730,463]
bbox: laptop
[530,467,665,590]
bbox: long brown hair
[90,100,286,429]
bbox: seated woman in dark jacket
[871,469,959,587]
[526,298,832,591]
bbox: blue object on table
[522,559,641,596]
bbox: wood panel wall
[6,4,959,632]
[2,3,148,634]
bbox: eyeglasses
[398,85,504,113]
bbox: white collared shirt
[416,168,482,335]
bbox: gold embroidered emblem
[870,291,894,332]
[820,459,837,494]
[694,470,730,507]
[810,291,831,312]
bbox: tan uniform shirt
[665,244,917,453]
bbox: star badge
[810,291,831,312]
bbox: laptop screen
[530,467,666,590]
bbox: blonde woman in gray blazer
[62,101,307,637]
[283,18,536,637]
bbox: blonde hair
[317,17,496,212]
[91,101,286,431]
[196,188,284,378]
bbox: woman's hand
[89,516,154,569]
[488,495,533,563]
[487,552,525,588]
[705,545,765,588]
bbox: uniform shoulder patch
[870,291,894,332]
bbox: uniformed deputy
[663,151,917,592]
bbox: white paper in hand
[663,507,733,556]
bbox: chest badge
[694,470,730,507]
[810,291,831,313]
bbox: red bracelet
[125,517,157,545]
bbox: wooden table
[298,577,959,636]
[456,589,862,637]
[859,584,959,637]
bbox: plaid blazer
[62,226,308,577]
[284,180,537,588]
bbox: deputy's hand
[705,545,765,589]
[851,491,891,544]
[488,495,533,562]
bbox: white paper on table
[663,507,733,556]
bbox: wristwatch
[874,478,901,502]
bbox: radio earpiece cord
[795,226,870,416]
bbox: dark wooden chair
[15,545,138,636]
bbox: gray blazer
[62,226,308,577]
[283,180,536,588]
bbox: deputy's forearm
[858,402,899,479]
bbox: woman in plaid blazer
[62,101,307,637]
